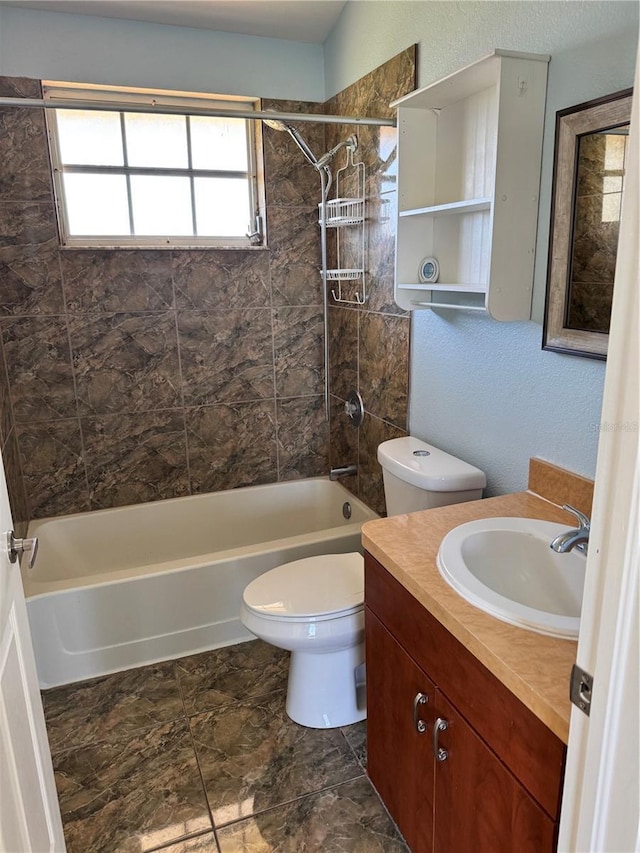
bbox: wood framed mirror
[543,88,632,360]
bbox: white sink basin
[437,517,586,639]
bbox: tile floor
[43,639,409,853]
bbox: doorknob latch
[3,530,39,569]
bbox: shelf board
[399,198,492,218]
[398,282,487,293]
[410,300,487,312]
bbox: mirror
[543,88,632,360]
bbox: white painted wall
[0,5,324,101]
[327,1,639,495]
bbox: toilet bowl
[240,552,365,729]
[241,436,486,729]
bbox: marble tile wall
[0,79,328,519]
[0,54,416,521]
[0,77,39,534]
[324,49,416,515]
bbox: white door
[558,40,639,853]
[0,453,65,852]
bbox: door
[558,41,639,853]
[0,453,65,852]
[433,692,555,853]
[365,607,435,852]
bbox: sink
[437,517,586,638]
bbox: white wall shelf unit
[392,49,549,319]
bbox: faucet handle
[562,504,590,530]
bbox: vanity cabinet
[366,608,436,852]
[391,49,549,318]
[365,552,565,852]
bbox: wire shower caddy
[319,147,367,305]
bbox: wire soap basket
[321,197,365,227]
[319,147,366,305]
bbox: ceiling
[1,0,348,44]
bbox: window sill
[58,243,270,252]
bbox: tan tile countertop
[362,492,579,744]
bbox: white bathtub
[23,478,377,689]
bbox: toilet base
[286,641,366,728]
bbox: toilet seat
[242,552,363,623]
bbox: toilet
[240,436,486,728]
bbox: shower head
[262,116,288,132]
[261,113,357,197]
[262,112,320,167]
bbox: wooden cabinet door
[433,692,556,853]
[366,607,435,852]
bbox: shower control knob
[344,389,364,427]
[3,530,39,569]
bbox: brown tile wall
[325,48,416,515]
[0,52,416,521]
[0,77,38,535]
[0,81,328,519]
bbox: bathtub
[23,478,378,689]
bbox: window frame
[44,82,262,249]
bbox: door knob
[3,530,39,569]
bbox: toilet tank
[377,437,486,517]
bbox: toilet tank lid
[377,437,486,492]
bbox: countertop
[361,491,578,744]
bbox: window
[44,83,261,248]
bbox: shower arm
[317,142,357,420]
[317,140,359,419]
[263,115,360,420]
[319,167,331,422]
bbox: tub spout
[329,465,357,481]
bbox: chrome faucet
[329,464,357,481]
[550,505,590,556]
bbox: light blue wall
[0,1,637,494]
[0,6,325,101]
[326,1,639,494]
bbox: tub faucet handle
[4,530,39,569]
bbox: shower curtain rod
[0,97,397,127]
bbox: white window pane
[194,178,250,236]
[602,192,622,223]
[604,133,626,171]
[63,173,130,235]
[190,117,248,171]
[56,110,123,166]
[130,175,193,235]
[124,113,188,168]
[603,175,623,194]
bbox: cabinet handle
[433,717,449,761]
[413,692,428,733]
